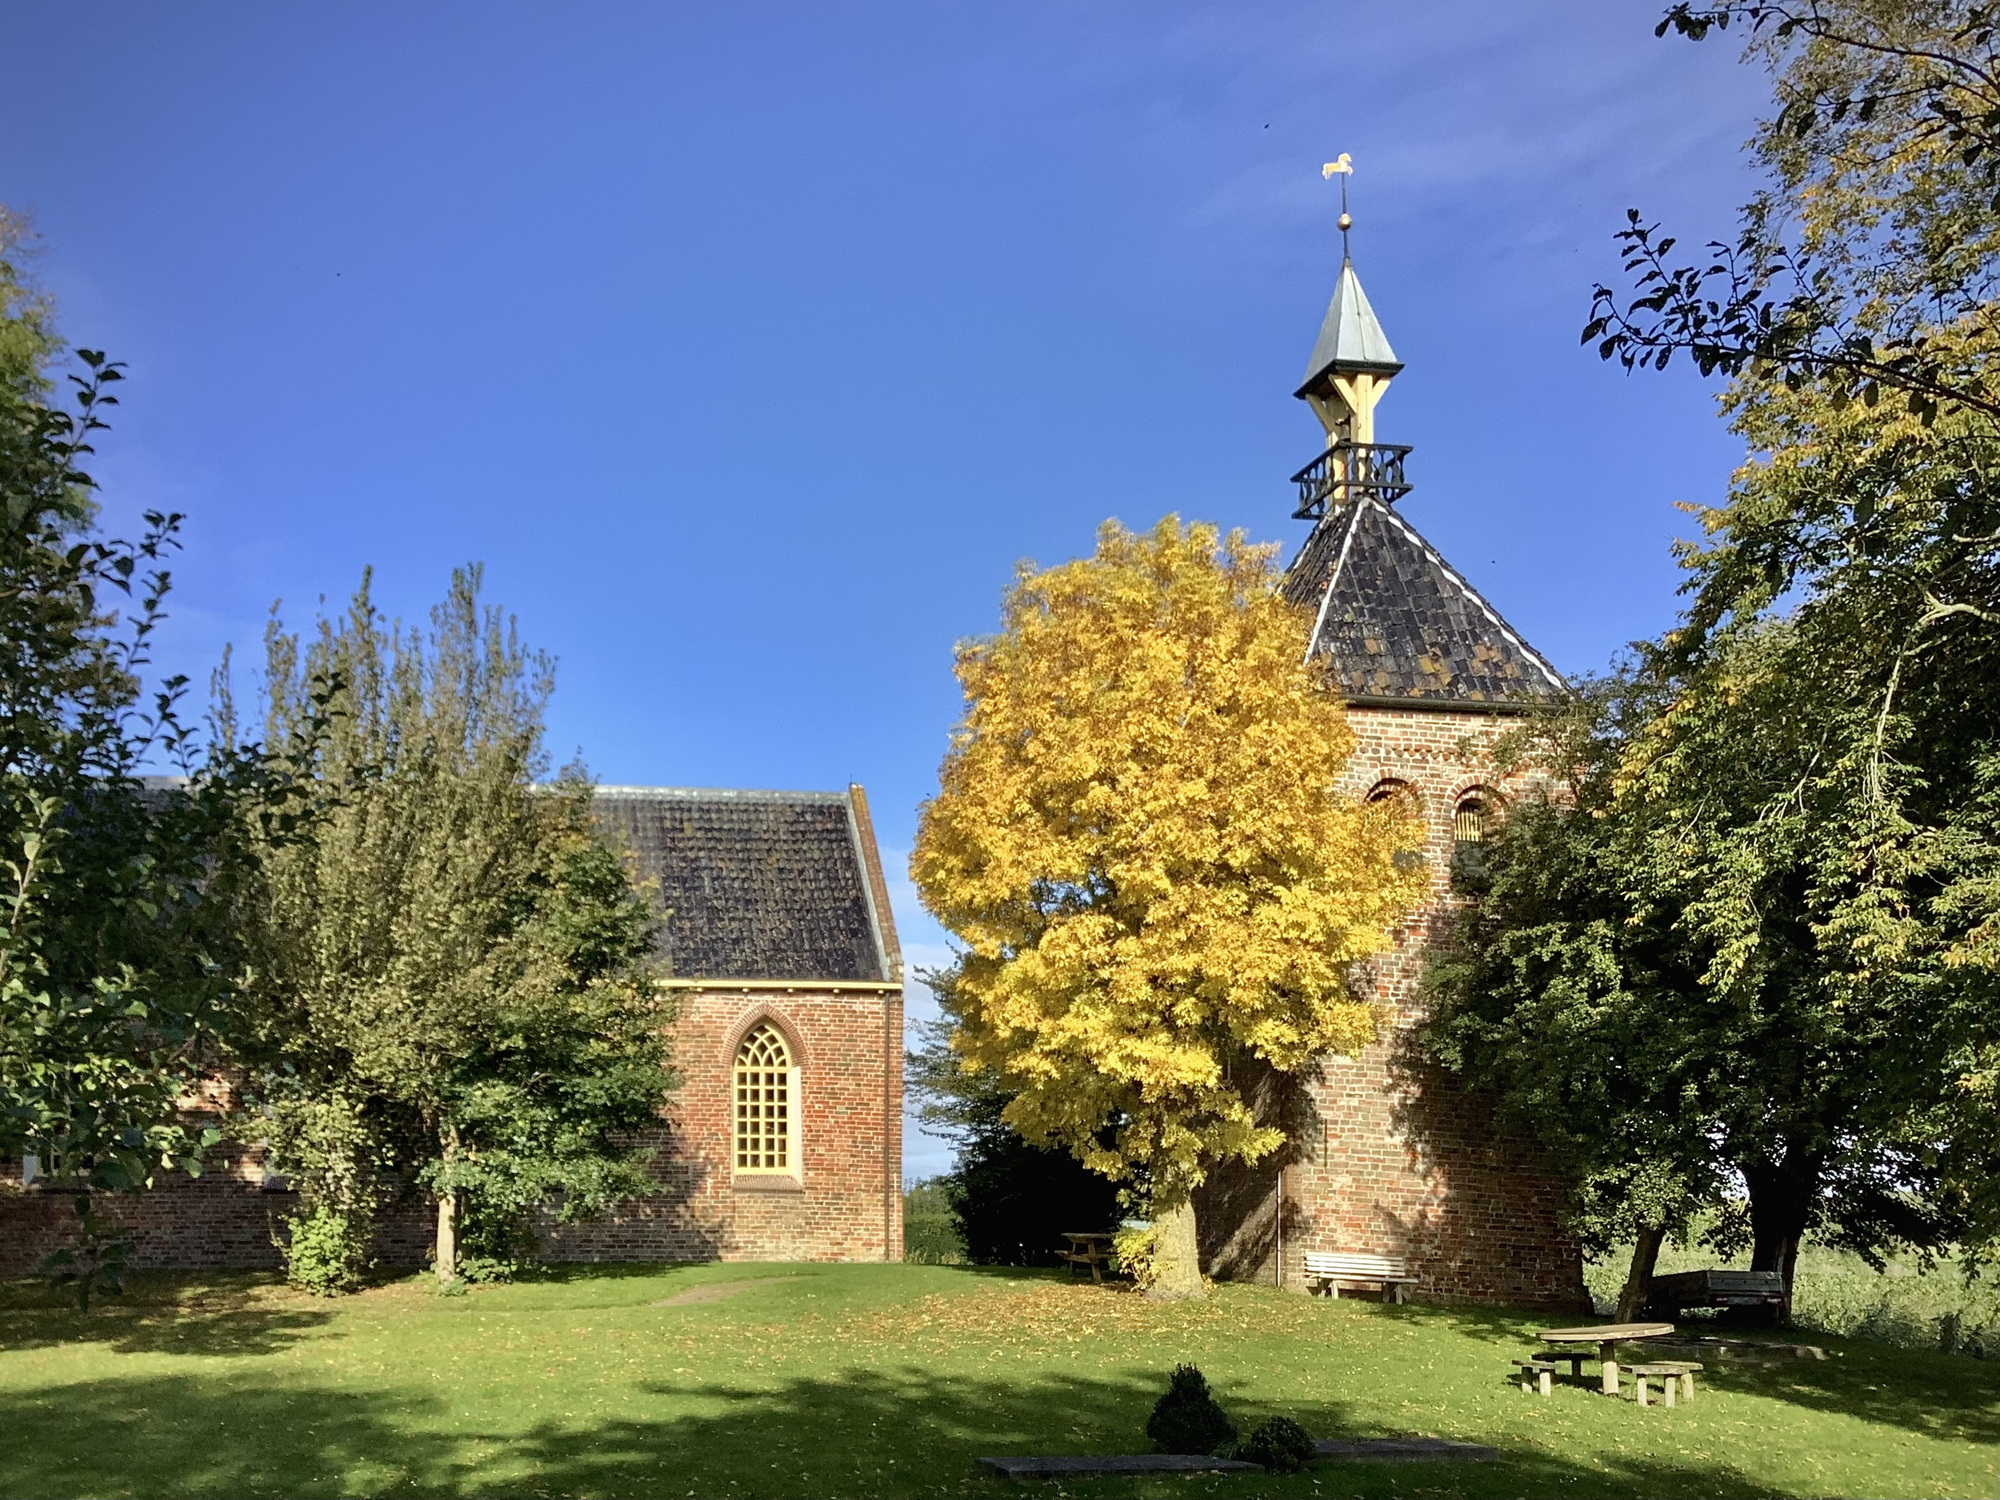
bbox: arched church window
[734,1023,799,1174]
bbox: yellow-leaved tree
[912,517,1423,1295]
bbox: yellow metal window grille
[734,1024,794,1172]
[1454,795,1488,844]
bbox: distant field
[1586,1242,1997,1359]
[1,1262,1993,1498]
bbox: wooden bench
[1061,1232,1117,1284]
[1625,1361,1701,1408]
[1301,1251,1418,1303]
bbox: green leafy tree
[228,568,674,1289]
[1430,636,1973,1320]
[0,216,312,1309]
[0,208,60,397]
[907,1003,1122,1267]
[1456,0,2000,1310]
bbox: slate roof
[589,786,900,984]
[1298,258,1402,394]
[1281,495,1565,706]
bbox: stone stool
[1625,1361,1701,1408]
[1512,1359,1554,1396]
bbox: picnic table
[1538,1322,1674,1394]
[1062,1232,1117,1283]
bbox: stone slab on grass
[977,1454,1265,1479]
[1315,1437,1498,1463]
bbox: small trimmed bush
[1146,1363,1237,1455]
[1240,1415,1316,1473]
[279,1208,368,1296]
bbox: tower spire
[1288,156,1411,519]
[1297,154,1401,446]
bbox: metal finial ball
[1338,213,1353,231]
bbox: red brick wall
[543,985,904,1264]
[1199,704,1588,1311]
[0,983,905,1276]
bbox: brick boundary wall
[1197,704,1588,1312]
[0,983,905,1277]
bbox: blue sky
[2,2,1769,1178]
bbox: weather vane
[1322,153,1353,259]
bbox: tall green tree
[1429,633,1973,1319]
[228,569,674,1290]
[0,213,309,1308]
[0,209,61,397]
[1447,0,2000,1305]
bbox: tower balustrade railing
[1291,441,1412,518]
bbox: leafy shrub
[279,1207,369,1295]
[455,1255,520,1284]
[1113,1220,1159,1290]
[1239,1415,1316,1473]
[1146,1364,1236,1455]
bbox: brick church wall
[0,983,904,1276]
[541,985,904,1264]
[1197,703,1588,1312]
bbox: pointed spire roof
[1297,258,1402,396]
[1281,496,1565,706]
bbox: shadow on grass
[506,1261,708,1284]
[0,1272,335,1358]
[1358,1296,2000,1448]
[0,1363,1810,1500]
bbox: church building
[545,784,905,1264]
[1195,223,1588,1309]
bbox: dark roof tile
[1281,497,1564,705]
[590,787,891,982]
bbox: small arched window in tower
[1365,779,1426,872]
[1452,790,1492,884]
[1453,793,1489,845]
[734,1023,798,1174]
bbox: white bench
[1301,1251,1418,1303]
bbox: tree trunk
[435,1124,461,1284]
[1148,1195,1206,1300]
[1615,1223,1666,1322]
[435,1187,459,1284]
[1741,1151,1820,1326]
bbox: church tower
[1194,169,1585,1310]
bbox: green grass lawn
[0,1263,1992,1499]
